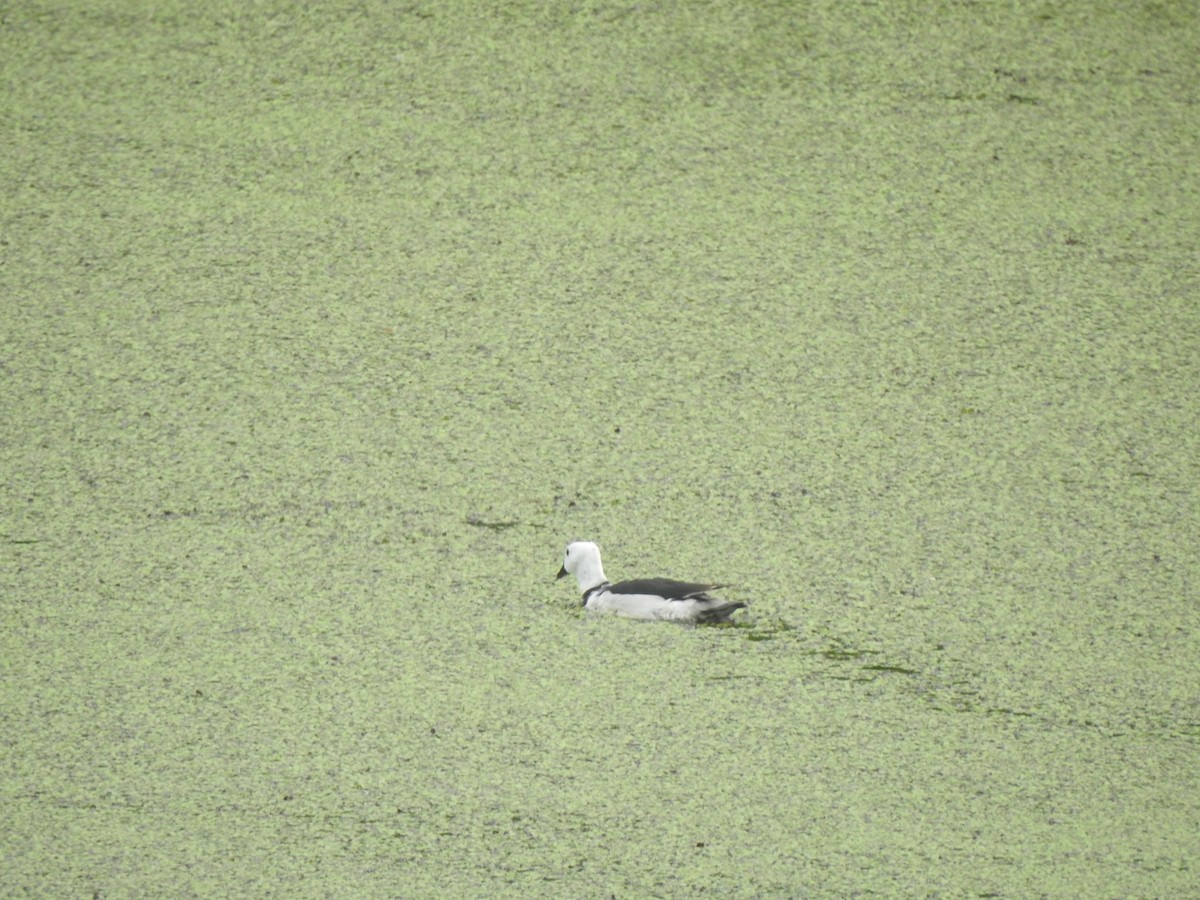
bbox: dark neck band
[582,582,611,605]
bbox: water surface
[3,1,1198,895]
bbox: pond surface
[3,1,1198,895]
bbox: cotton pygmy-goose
[556,541,746,623]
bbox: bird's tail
[697,600,747,623]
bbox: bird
[556,541,746,623]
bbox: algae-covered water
[3,1,1198,896]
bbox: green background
[3,1,1197,895]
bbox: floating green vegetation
[861,664,920,676]
[986,707,1035,718]
[741,617,798,641]
[465,515,521,531]
[819,646,880,662]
